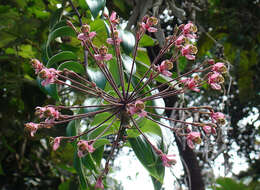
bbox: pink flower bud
[53,137,61,151]
[212,62,227,73]
[186,132,201,149]
[31,59,43,74]
[25,122,39,137]
[77,140,95,157]
[160,154,176,167]
[211,112,225,125]
[95,177,104,189]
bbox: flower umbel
[26,13,228,187]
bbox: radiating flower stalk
[25,12,227,189]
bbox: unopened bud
[164,60,173,70]
[81,24,90,33]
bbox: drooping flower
[77,140,95,157]
[109,11,119,26]
[95,176,104,190]
[211,112,225,125]
[212,62,227,73]
[181,44,198,60]
[186,131,201,149]
[38,68,59,86]
[31,59,43,74]
[77,24,96,42]
[174,35,185,47]
[53,137,61,151]
[127,100,147,117]
[208,72,224,90]
[35,106,60,123]
[160,154,177,167]
[182,22,197,39]
[94,45,113,61]
[141,16,158,33]
[203,125,216,135]
[25,122,40,137]
[106,30,122,45]
[157,60,173,77]
[181,76,200,92]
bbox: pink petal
[187,139,195,149]
[110,11,116,21]
[77,33,87,41]
[162,70,172,77]
[53,137,61,151]
[78,150,84,158]
[148,27,157,33]
[89,32,96,39]
[94,54,103,61]
[210,83,221,90]
[106,38,114,45]
[103,54,112,61]
[185,54,196,60]
[138,111,147,117]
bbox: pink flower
[211,112,225,125]
[110,11,119,26]
[207,59,215,65]
[94,45,113,61]
[127,100,147,117]
[160,154,176,167]
[175,35,185,47]
[186,132,201,149]
[77,32,96,41]
[77,140,95,157]
[208,72,224,90]
[141,16,158,33]
[94,54,113,61]
[53,137,61,151]
[31,59,43,74]
[39,68,59,86]
[157,60,173,77]
[203,125,216,135]
[35,106,60,123]
[212,62,227,73]
[25,122,39,137]
[181,77,200,92]
[106,37,122,45]
[182,22,197,39]
[181,44,198,60]
[95,177,104,189]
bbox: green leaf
[93,138,110,149]
[151,176,163,190]
[121,54,136,74]
[90,19,108,46]
[87,67,107,89]
[58,61,85,74]
[127,118,162,138]
[178,56,188,72]
[107,58,120,86]
[92,146,104,166]
[46,26,76,58]
[18,44,36,59]
[119,29,135,55]
[139,34,155,47]
[85,0,106,18]
[216,177,248,190]
[129,135,165,183]
[47,51,78,68]
[36,77,59,101]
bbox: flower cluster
[25,12,228,189]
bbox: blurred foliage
[0,0,260,189]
